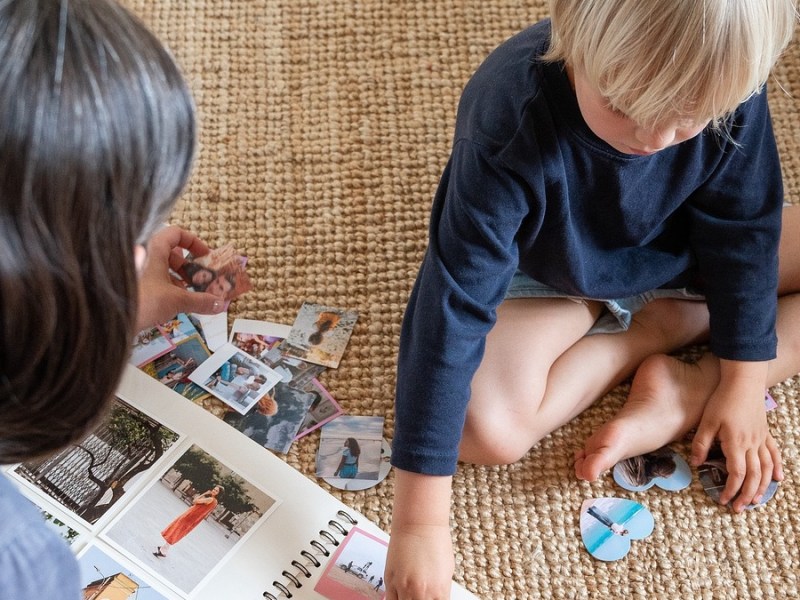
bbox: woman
[0,1,223,597]
[154,486,225,557]
[334,438,361,479]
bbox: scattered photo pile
[134,301,367,458]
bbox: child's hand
[385,523,454,600]
[691,360,783,512]
[386,469,454,600]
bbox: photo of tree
[13,398,180,525]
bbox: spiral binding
[262,510,358,599]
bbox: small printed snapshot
[315,527,388,600]
[697,443,779,509]
[280,302,359,368]
[579,498,654,562]
[189,343,282,415]
[178,242,252,305]
[316,416,385,482]
[612,447,691,493]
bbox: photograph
[280,302,359,368]
[140,333,213,402]
[78,543,170,600]
[579,498,654,562]
[612,447,691,492]
[295,379,344,440]
[13,398,180,527]
[698,443,779,509]
[158,313,201,344]
[229,317,288,361]
[314,527,388,600]
[260,345,326,391]
[131,325,176,368]
[102,444,280,597]
[39,507,82,547]
[324,440,392,492]
[316,416,385,481]
[221,379,319,453]
[188,343,282,415]
[178,242,252,305]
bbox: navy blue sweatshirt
[392,21,783,476]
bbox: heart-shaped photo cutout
[580,498,654,562]
[697,443,779,510]
[613,447,691,492]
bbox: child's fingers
[690,425,715,466]
[719,447,746,507]
[730,449,760,512]
[753,445,774,504]
[766,435,784,481]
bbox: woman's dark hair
[0,0,196,462]
[346,437,361,457]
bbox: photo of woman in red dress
[153,485,225,558]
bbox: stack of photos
[8,398,280,598]
[134,302,359,456]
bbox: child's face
[569,67,707,156]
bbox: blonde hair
[544,0,797,129]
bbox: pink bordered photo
[131,324,176,368]
[294,379,344,440]
[314,527,388,600]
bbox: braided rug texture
[127,1,800,598]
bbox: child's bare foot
[574,354,715,481]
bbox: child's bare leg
[460,295,709,465]
[575,205,800,480]
[460,297,603,464]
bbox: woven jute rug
[127,1,800,598]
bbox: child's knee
[460,406,543,465]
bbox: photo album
[3,323,478,600]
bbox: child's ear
[134,244,147,272]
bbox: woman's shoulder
[0,475,80,598]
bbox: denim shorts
[505,271,705,335]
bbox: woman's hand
[136,225,226,331]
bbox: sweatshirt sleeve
[391,139,533,475]
[686,90,783,361]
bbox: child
[0,1,223,597]
[386,1,799,596]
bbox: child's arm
[691,359,783,512]
[385,469,454,600]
